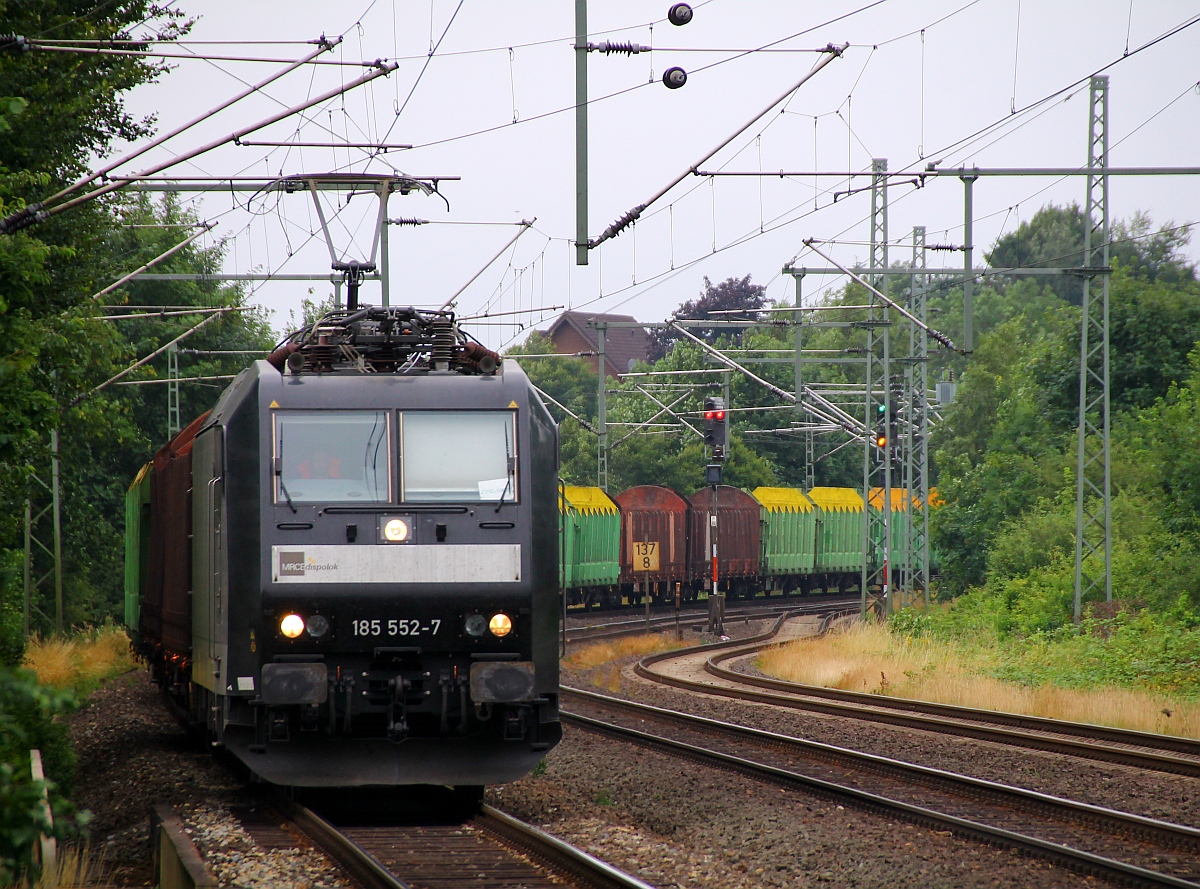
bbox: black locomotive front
[184,308,561,786]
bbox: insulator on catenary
[387,217,429,226]
[590,41,649,56]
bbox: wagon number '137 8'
[633,541,660,572]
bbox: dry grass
[564,633,686,670]
[757,621,1200,739]
[23,625,135,691]
[564,633,686,695]
[15,845,103,889]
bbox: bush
[0,667,85,884]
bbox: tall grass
[23,625,135,693]
[14,845,101,889]
[564,634,685,694]
[563,633,685,670]
[758,622,1200,738]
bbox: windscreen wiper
[494,425,513,514]
[274,456,298,514]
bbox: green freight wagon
[752,487,817,593]
[560,485,620,606]
[123,461,153,644]
[868,487,914,569]
[806,487,864,576]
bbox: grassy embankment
[563,634,686,692]
[758,612,1200,738]
[23,624,136,692]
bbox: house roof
[541,311,651,376]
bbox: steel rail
[563,597,855,644]
[560,703,1200,889]
[705,648,1200,760]
[276,795,411,889]
[564,689,1200,853]
[633,621,1200,777]
[477,805,658,889]
[274,792,654,889]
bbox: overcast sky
[115,1,1200,348]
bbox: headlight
[280,613,305,638]
[464,613,486,637]
[383,518,409,542]
[488,612,513,637]
[306,614,330,638]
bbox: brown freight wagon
[614,485,691,603]
[141,411,209,660]
[688,485,761,597]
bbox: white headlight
[383,518,409,541]
[488,613,513,637]
[280,613,305,638]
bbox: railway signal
[703,396,727,458]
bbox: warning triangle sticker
[269,400,279,408]
[508,400,519,408]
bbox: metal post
[575,0,589,266]
[22,500,31,637]
[595,322,607,490]
[333,278,342,310]
[379,187,391,307]
[722,371,731,448]
[709,485,723,635]
[862,159,890,618]
[793,273,816,491]
[1074,75,1112,623]
[167,343,181,440]
[51,429,63,634]
[904,226,930,608]
[961,171,977,353]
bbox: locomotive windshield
[401,411,516,502]
[275,411,391,503]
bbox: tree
[647,274,767,361]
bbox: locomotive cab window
[275,411,391,503]
[401,411,517,502]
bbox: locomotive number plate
[350,618,442,637]
[632,541,660,572]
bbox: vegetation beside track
[564,634,688,693]
[760,616,1200,738]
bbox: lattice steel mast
[1073,75,1113,622]
[862,159,891,617]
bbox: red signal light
[704,410,714,420]
[715,410,725,420]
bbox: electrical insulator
[662,66,687,89]
[591,41,648,56]
[667,3,693,26]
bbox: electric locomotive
[128,306,561,787]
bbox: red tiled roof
[542,311,650,377]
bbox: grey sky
[119,1,1200,348]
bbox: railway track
[631,611,1200,777]
[249,789,657,889]
[562,593,858,643]
[560,689,1200,888]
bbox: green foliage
[0,667,85,884]
[0,549,26,668]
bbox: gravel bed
[561,623,1200,827]
[69,628,1186,889]
[67,670,347,887]
[182,805,350,889]
[493,727,1084,888]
